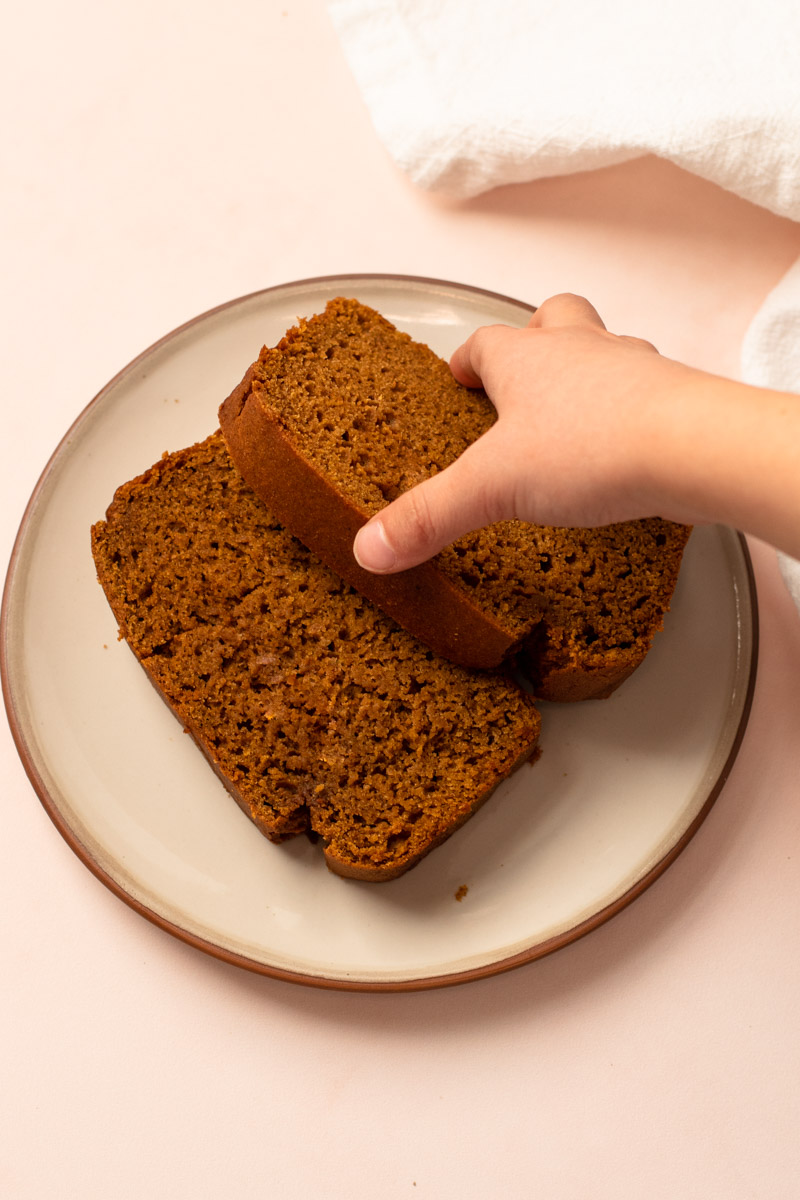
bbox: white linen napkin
[741,260,800,612]
[329,0,800,220]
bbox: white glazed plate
[1,275,757,991]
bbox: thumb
[352,434,509,574]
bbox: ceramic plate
[1,275,757,991]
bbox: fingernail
[353,519,397,572]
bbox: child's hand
[353,293,696,573]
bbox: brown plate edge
[0,274,757,993]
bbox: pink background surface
[2,2,800,1196]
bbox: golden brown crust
[91,432,541,881]
[136,654,307,842]
[529,648,647,703]
[219,371,519,669]
[320,740,536,880]
[219,299,690,701]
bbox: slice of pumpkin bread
[91,432,541,881]
[219,297,690,698]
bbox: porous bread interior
[91,433,540,876]
[249,297,689,662]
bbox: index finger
[450,293,608,389]
[527,293,606,330]
[449,324,513,389]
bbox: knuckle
[468,323,511,359]
[464,328,489,372]
[542,291,587,311]
[619,334,658,353]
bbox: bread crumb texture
[244,298,690,685]
[91,433,541,880]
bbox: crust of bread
[530,648,647,702]
[220,365,688,702]
[135,654,309,842]
[91,433,542,881]
[220,368,521,669]
[320,742,537,881]
[218,302,690,705]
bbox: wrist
[639,368,800,558]
[613,358,704,525]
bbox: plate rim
[0,273,759,992]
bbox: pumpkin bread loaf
[91,432,541,881]
[219,298,690,699]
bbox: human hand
[353,292,695,574]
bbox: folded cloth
[741,261,800,614]
[329,0,800,220]
[331,0,800,615]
